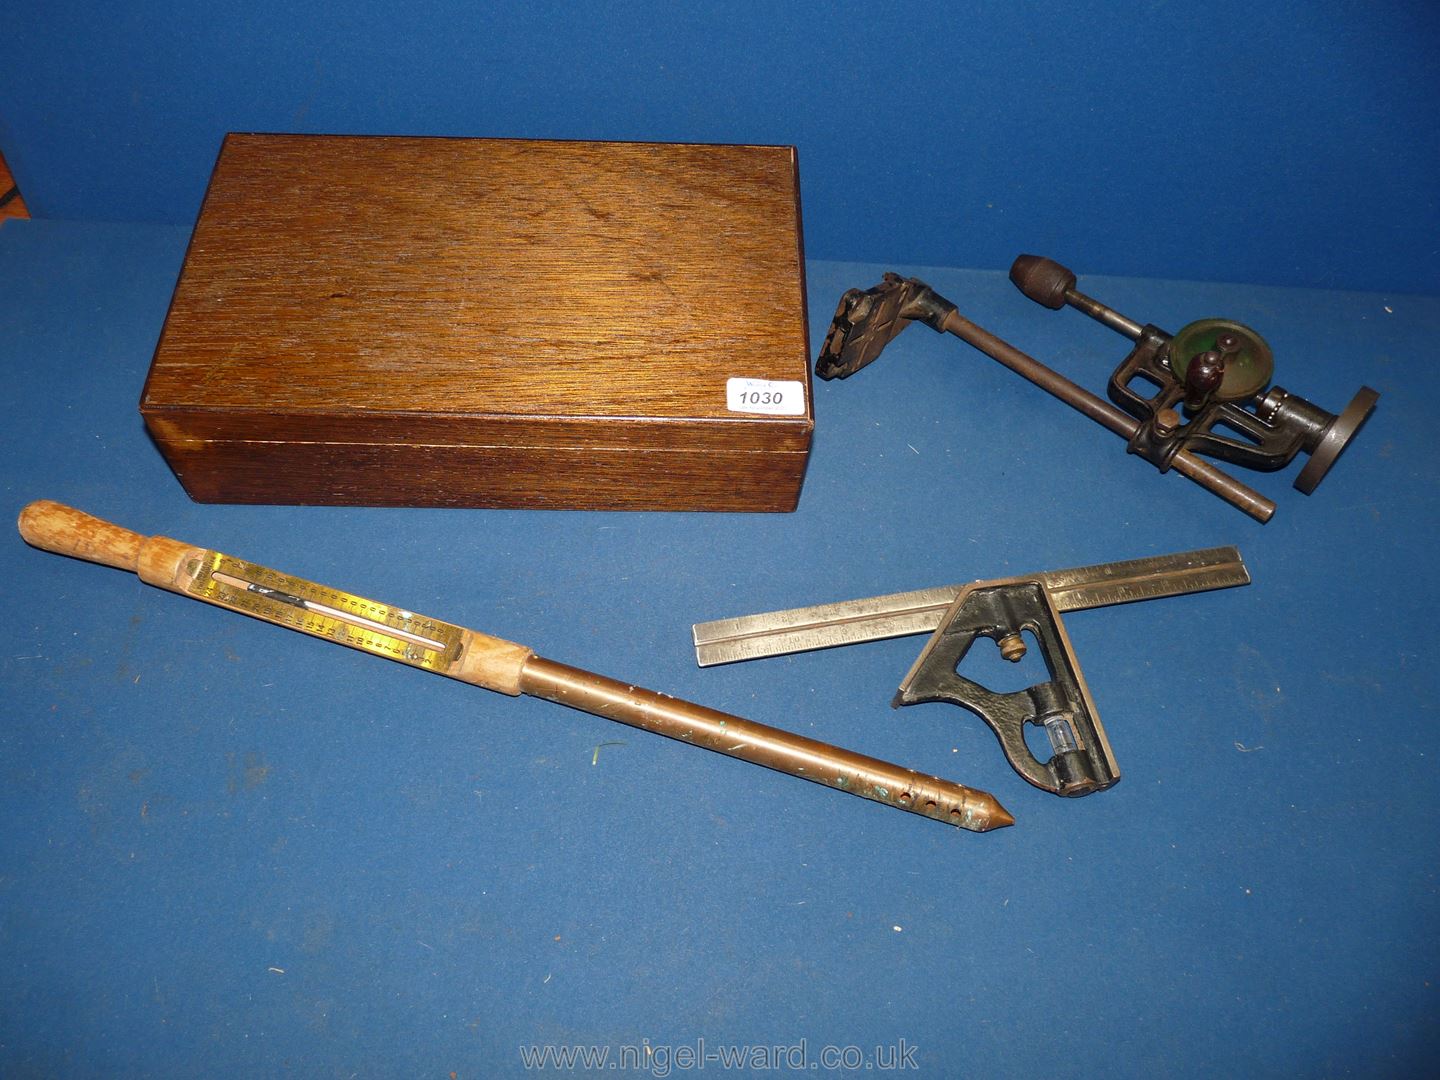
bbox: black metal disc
[1294,386,1380,494]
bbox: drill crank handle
[18,500,1015,832]
[936,311,1276,523]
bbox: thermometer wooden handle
[18,500,148,571]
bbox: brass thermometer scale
[199,557,465,670]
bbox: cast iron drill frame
[1009,255,1380,495]
[816,262,1379,519]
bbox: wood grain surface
[0,149,28,221]
[158,440,810,512]
[141,135,812,509]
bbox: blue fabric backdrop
[1,0,1436,292]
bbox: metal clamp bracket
[893,578,1117,797]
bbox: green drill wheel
[1166,318,1274,403]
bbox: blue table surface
[1,219,1436,1078]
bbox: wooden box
[141,134,812,511]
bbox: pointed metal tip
[948,792,1017,832]
[982,799,1016,831]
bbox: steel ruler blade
[692,546,1248,666]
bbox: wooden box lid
[141,134,812,460]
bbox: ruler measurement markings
[693,547,1247,666]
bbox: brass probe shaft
[17,500,1013,832]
